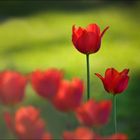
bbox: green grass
[0,4,140,139]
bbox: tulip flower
[95,68,129,133]
[76,99,112,127]
[0,71,27,105]
[52,78,84,112]
[72,23,109,100]
[95,68,129,94]
[31,69,63,100]
[4,106,52,139]
[72,24,109,54]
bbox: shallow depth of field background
[0,0,140,139]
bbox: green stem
[86,54,90,100]
[113,95,117,133]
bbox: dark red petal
[95,73,111,93]
[72,25,85,50]
[103,68,119,93]
[120,69,129,75]
[100,26,109,38]
[95,73,104,81]
[114,76,129,93]
[105,68,118,80]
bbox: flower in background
[52,78,84,112]
[63,127,128,140]
[108,133,128,140]
[0,71,27,105]
[76,99,112,127]
[95,68,129,94]
[72,23,109,54]
[63,127,100,140]
[4,106,52,139]
[31,69,63,100]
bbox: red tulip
[95,68,129,94]
[4,106,52,139]
[52,78,84,112]
[63,127,100,140]
[72,23,109,54]
[0,71,27,105]
[76,99,112,127]
[31,69,63,100]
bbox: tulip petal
[104,68,119,93]
[86,24,100,35]
[100,26,109,38]
[114,76,129,93]
[95,73,104,81]
[120,69,129,75]
[105,68,118,80]
[72,25,85,49]
[76,31,99,54]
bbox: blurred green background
[0,0,140,139]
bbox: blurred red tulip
[42,132,53,140]
[31,69,63,100]
[63,127,100,140]
[0,71,27,105]
[72,23,109,54]
[76,99,112,127]
[108,133,128,140]
[4,106,52,139]
[52,78,84,112]
[95,68,129,94]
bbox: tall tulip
[95,68,129,94]
[72,23,109,100]
[95,68,129,133]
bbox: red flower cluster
[1,67,129,138]
[4,106,52,139]
[0,23,130,139]
[31,69,84,112]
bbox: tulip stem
[113,95,117,133]
[86,54,90,100]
